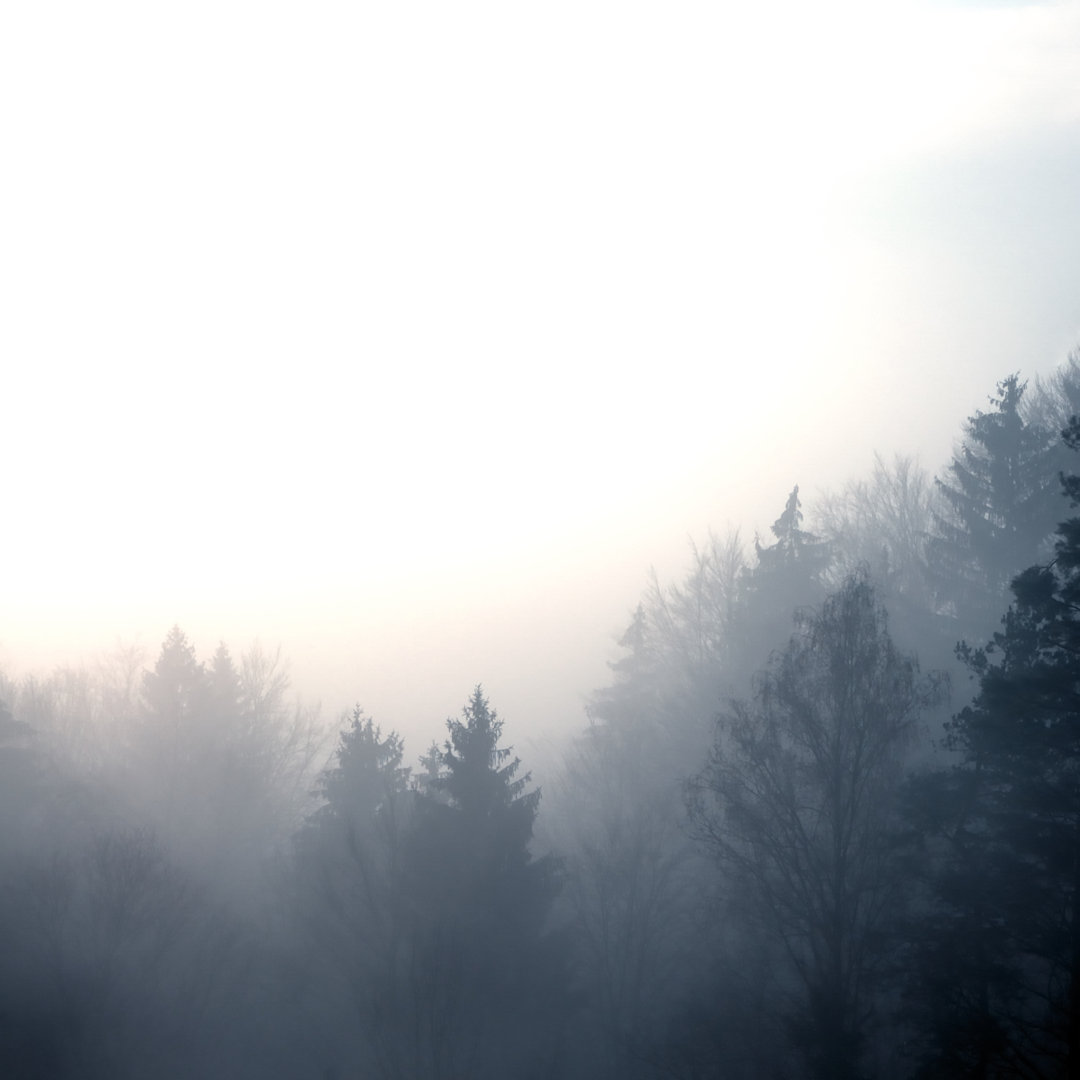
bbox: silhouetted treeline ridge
[3,353,1080,1077]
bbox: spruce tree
[408,687,568,1078]
[737,485,831,675]
[930,374,1062,637]
[910,414,1080,1078]
[294,708,415,1078]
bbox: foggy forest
[6,0,1080,1075]
[7,358,1080,1078]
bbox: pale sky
[3,0,1080,754]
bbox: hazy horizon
[4,0,1080,754]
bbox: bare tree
[814,452,938,612]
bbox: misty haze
[5,0,1080,1077]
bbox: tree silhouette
[738,485,832,674]
[911,414,1080,1078]
[689,573,938,1080]
[407,687,568,1078]
[930,374,1062,638]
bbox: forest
[6,356,1080,1079]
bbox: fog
[4,0,1079,751]
[3,1,1080,1076]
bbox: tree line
[3,357,1080,1077]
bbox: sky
[3,0,1080,756]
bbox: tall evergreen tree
[930,374,1063,638]
[737,485,832,675]
[408,687,569,1078]
[315,706,410,824]
[299,690,570,1078]
[911,415,1080,1078]
[294,708,415,1078]
[142,626,208,728]
[436,686,540,831]
[207,642,244,728]
[754,484,831,578]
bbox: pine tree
[437,686,539,831]
[754,484,831,577]
[930,374,1063,637]
[737,485,832,675]
[425,687,555,982]
[207,642,244,727]
[293,708,415,1078]
[911,415,1080,1078]
[142,626,207,724]
[407,687,568,1078]
[315,706,411,826]
[300,690,569,1078]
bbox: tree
[315,706,410,825]
[130,630,325,901]
[754,484,832,578]
[815,453,938,623]
[0,690,41,848]
[296,690,570,1079]
[1023,348,1080,443]
[207,642,244,727]
[546,532,751,1077]
[687,573,938,1080]
[814,454,962,749]
[293,708,415,1078]
[552,704,702,1078]
[911,414,1080,1078]
[897,764,1024,1080]
[409,687,569,1078]
[585,527,749,770]
[929,374,1063,639]
[738,485,832,676]
[141,626,208,729]
[436,686,540,830]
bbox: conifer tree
[737,485,832,675]
[754,484,831,576]
[423,687,556,982]
[315,707,410,824]
[141,627,210,746]
[207,642,244,727]
[910,415,1080,1078]
[290,709,415,1077]
[407,687,568,1078]
[929,374,1062,637]
[437,686,540,831]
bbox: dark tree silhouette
[297,690,570,1079]
[407,687,569,1078]
[294,708,415,1078]
[910,415,1080,1079]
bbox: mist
[4,0,1080,1076]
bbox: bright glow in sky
[3,0,1080,749]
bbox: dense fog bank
[4,359,1080,1076]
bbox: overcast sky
[3,0,1080,752]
